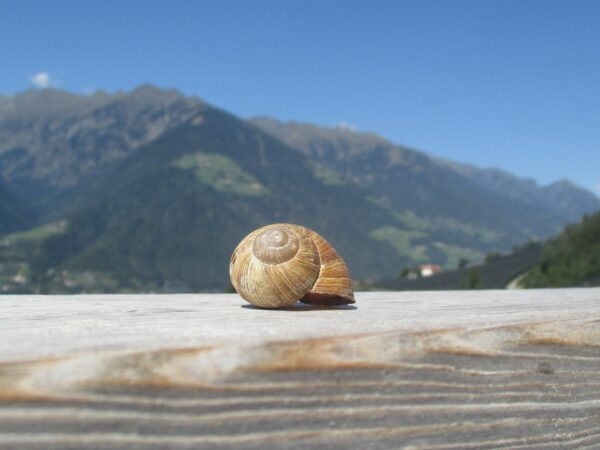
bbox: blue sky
[1,0,599,194]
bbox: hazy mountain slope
[521,211,600,288]
[0,85,202,219]
[440,163,600,222]
[542,180,600,221]
[34,107,402,292]
[252,117,600,224]
[250,117,566,242]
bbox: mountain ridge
[34,106,401,291]
[438,160,600,222]
[0,85,598,293]
[250,116,600,223]
[0,86,203,219]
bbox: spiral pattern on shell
[230,224,354,308]
[252,226,300,264]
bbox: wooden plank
[1,289,600,449]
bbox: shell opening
[300,292,355,306]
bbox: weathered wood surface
[1,289,600,449]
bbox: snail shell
[229,223,355,308]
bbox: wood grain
[1,289,600,449]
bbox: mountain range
[250,117,599,224]
[0,85,201,219]
[0,85,598,293]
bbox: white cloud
[336,121,357,131]
[595,183,600,193]
[29,72,51,88]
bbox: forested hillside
[0,181,29,234]
[521,211,600,288]
[32,107,401,292]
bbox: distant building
[11,273,27,285]
[400,264,443,280]
[418,264,442,277]
[406,271,419,280]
